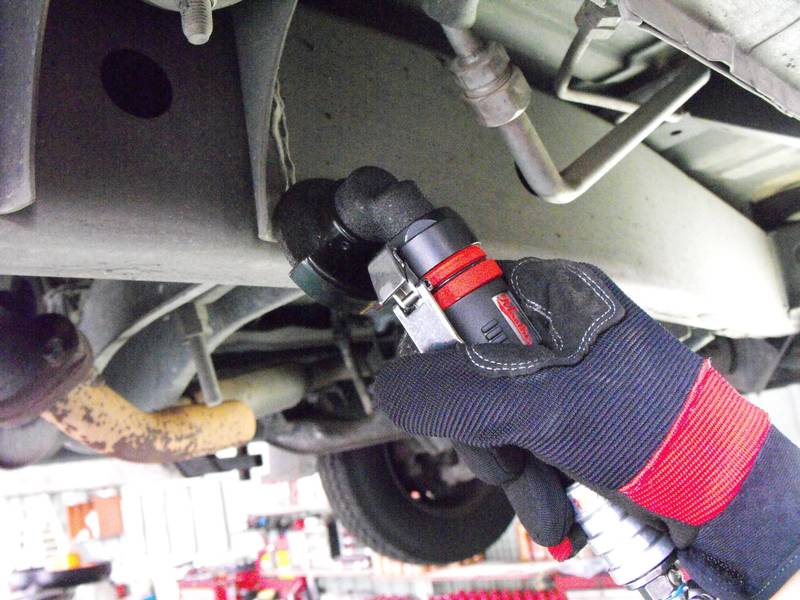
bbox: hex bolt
[179,0,214,45]
[42,336,66,366]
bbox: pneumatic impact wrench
[274,166,711,600]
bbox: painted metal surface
[0,2,793,337]
[619,0,800,120]
[648,114,800,207]
[0,0,49,214]
[232,0,298,240]
[3,0,292,286]
[279,7,793,337]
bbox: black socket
[274,178,382,313]
[391,208,477,277]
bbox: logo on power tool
[492,293,533,345]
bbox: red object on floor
[179,565,307,600]
[178,573,229,600]
[550,572,619,590]
[430,590,566,600]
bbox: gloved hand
[375,258,800,600]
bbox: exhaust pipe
[0,309,257,463]
[43,383,256,463]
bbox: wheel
[318,441,515,564]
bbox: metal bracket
[80,281,218,373]
[554,1,680,124]
[368,247,461,353]
[616,0,800,122]
[0,0,49,214]
[770,222,800,324]
[176,445,265,480]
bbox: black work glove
[375,258,800,600]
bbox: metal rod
[561,60,709,198]
[503,60,708,204]
[442,25,484,58]
[498,114,570,200]
[333,319,373,415]
[555,26,655,117]
[187,334,224,407]
[177,303,224,407]
[439,21,708,204]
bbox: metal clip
[368,247,461,353]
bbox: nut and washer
[448,42,533,127]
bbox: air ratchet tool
[274,166,712,600]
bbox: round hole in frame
[101,49,173,119]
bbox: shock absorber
[274,167,711,600]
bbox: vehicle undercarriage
[3,0,800,563]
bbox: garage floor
[3,387,798,600]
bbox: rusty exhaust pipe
[0,308,257,463]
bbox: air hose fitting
[567,484,707,600]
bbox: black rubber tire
[319,443,515,564]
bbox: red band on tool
[423,245,487,288]
[548,538,573,562]
[493,292,534,345]
[620,360,770,526]
[433,259,503,309]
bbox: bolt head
[642,574,678,600]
